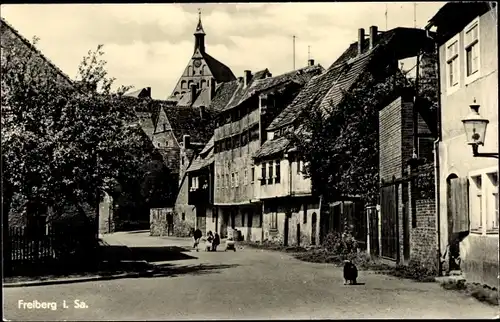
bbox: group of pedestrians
[192,229,220,252]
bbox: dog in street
[343,259,358,285]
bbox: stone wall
[150,207,194,237]
[98,193,114,234]
[262,198,320,246]
[410,198,438,270]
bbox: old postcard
[1,2,498,320]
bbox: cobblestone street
[4,232,498,320]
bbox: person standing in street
[213,232,220,251]
[193,228,202,252]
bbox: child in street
[193,228,202,252]
[212,232,220,251]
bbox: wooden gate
[366,206,379,257]
[380,184,399,261]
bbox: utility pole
[293,35,296,70]
[414,3,417,28]
[385,4,388,30]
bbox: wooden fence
[7,225,98,276]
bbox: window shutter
[450,177,470,233]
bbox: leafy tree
[1,35,174,253]
[289,71,408,205]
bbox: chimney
[190,83,197,104]
[183,135,191,149]
[358,28,365,56]
[369,26,378,50]
[209,78,216,102]
[244,70,252,87]
[146,87,151,98]
[238,76,244,83]
[308,59,315,67]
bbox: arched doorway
[311,212,317,245]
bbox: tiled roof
[187,148,214,173]
[241,65,324,104]
[187,135,214,172]
[0,18,73,85]
[125,87,151,99]
[192,87,211,108]
[261,28,432,158]
[253,136,290,160]
[267,63,346,131]
[160,104,213,144]
[199,135,214,155]
[208,81,239,112]
[176,92,193,107]
[201,52,236,82]
[222,65,323,112]
[317,53,374,115]
[222,69,270,112]
[268,28,429,132]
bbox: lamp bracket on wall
[471,144,499,159]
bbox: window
[261,164,266,185]
[446,36,460,91]
[297,159,302,174]
[464,19,479,82]
[244,169,248,185]
[275,160,281,184]
[487,172,498,232]
[181,156,185,166]
[182,213,186,221]
[235,172,239,187]
[470,175,482,232]
[270,207,278,230]
[181,80,187,89]
[303,204,308,224]
[187,66,193,76]
[268,162,274,185]
[251,166,255,184]
[217,174,220,190]
[469,170,499,234]
[231,173,235,188]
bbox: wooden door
[367,206,379,256]
[403,201,410,263]
[284,214,289,246]
[311,212,317,245]
[380,184,399,261]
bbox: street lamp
[461,100,498,158]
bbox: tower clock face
[193,59,202,68]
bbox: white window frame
[445,33,461,95]
[469,175,483,233]
[235,171,239,187]
[468,167,499,235]
[244,169,248,186]
[274,160,281,183]
[486,171,499,233]
[463,17,481,85]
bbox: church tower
[193,11,205,54]
[168,10,236,101]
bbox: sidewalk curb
[4,268,156,288]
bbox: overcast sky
[1,2,446,99]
